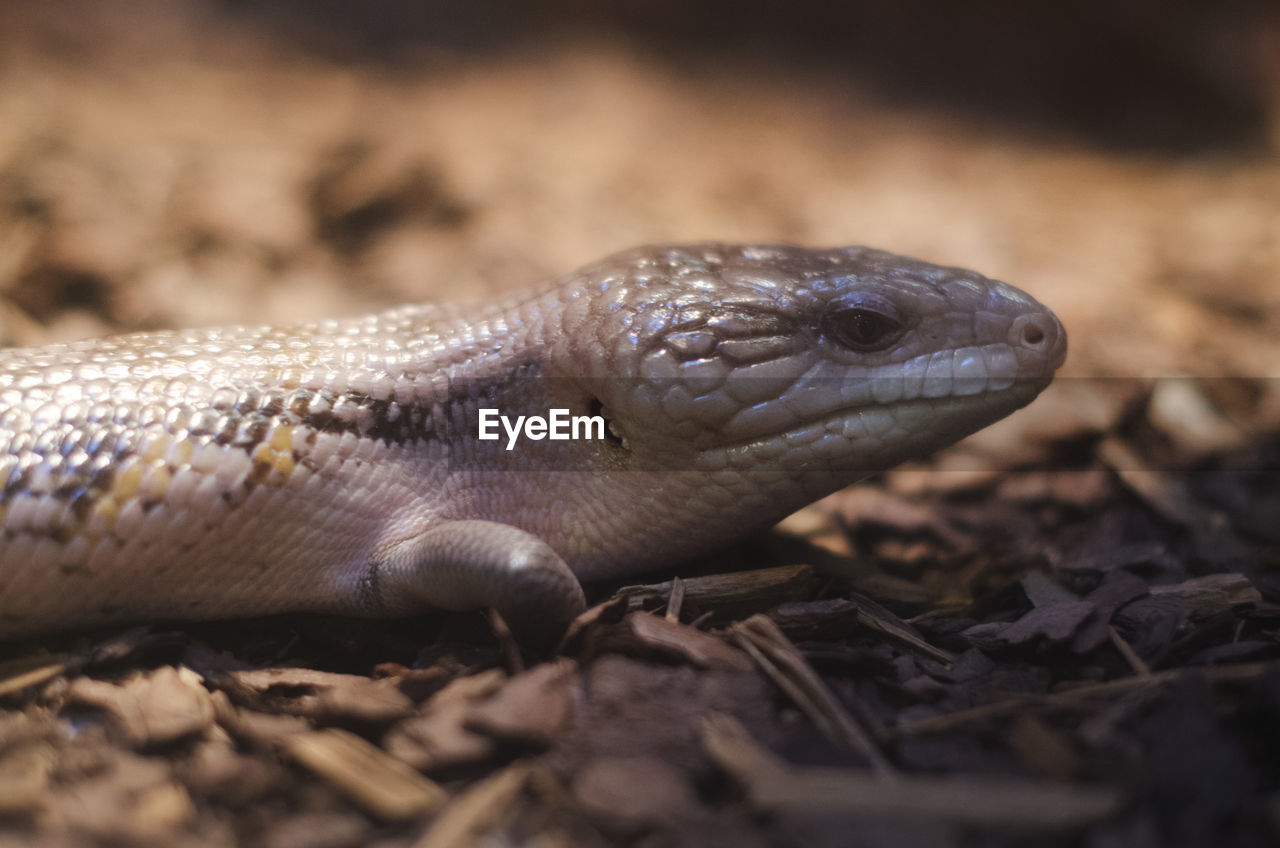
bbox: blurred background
[0,0,1277,455]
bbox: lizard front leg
[366,520,587,647]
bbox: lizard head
[551,242,1066,478]
[523,242,1066,576]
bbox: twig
[666,576,686,623]
[732,615,894,775]
[703,713,1121,829]
[893,661,1273,738]
[1107,626,1151,677]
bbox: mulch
[2,390,1277,847]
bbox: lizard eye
[823,306,905,352]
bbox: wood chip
[773,504,838,537]
[1100,437,1254,565]
[618,564,819,617]
[210,689,312,748]
[558,594,631,654]
[284,728,446,821]
[0,709,60,750]
[1148,378,1248,454]
[964,601,1095,651]
[182,735,287,805]
[384,670,506,772]
[0,742,55,812]
[1148,573,1262,611]
[571,755,695,830]
[465,659,577,746]
[1005,715,1084,779]
[259,811,373,848]
[412,763,530,848]
[773,595,955,664]
[1022,570,1081,608]
[229,667,415,722]
[624,613,754,671]
[892,662,1275,738]
[371,663,454,703]
[703,714,1122,829]
[66,666,214,747]
[43,750,199,843]
[130,782,198,838]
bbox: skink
[0,244,1066,641]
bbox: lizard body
[0,244,1066,640]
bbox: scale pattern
[0,244,1067,637]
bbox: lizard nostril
[1008,311,1067,371]
[1011,313,1054,351]
[1022,322,1045,347]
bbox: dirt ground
[1,2,1278,846]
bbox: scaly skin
[0,244,1066,640]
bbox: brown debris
[732,615,893,774]
[892,662,1275,738]
[773,595,955,664]
[1005,714,1084,780]
[557,594,632,655]
[963,569,1153,655]
[258,811,373,848]
[181,735,287,806]
[209,689,312,749]
[619,612,754,671]
[39,749,209,845]
[65,666,215,747]
[617,564,820,621]
[965,600,1095,650]
[551,654,774,780]
[372,662,454,703]
[1100,437,1255,568]
[571,755,696,831]
[703,713,1122,829]
[384,670,505,772]
[0,708,60,751]
[229,667,415,723]
[1148,573,1263,612]
[411,763,530,848]
[465,659,577,746]
[0,741,55,812]
[284,728,447,822]
[1147,378,1252,456]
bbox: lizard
[0,243,1066,643]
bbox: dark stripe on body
[0,364,537,513]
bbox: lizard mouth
[694,375,1053,474]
